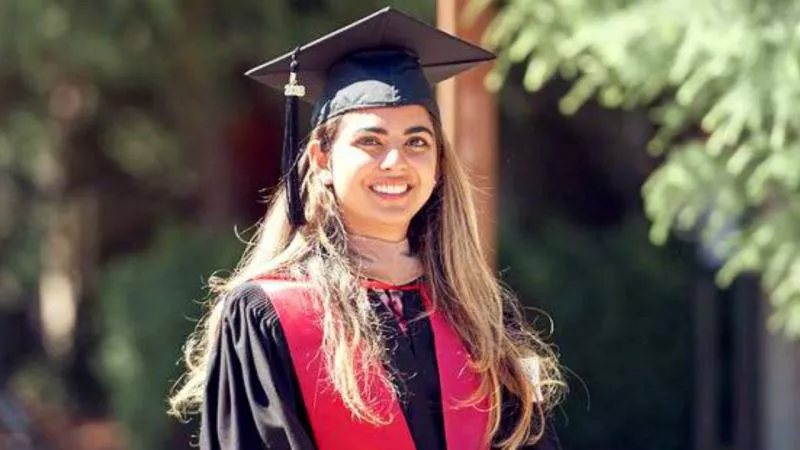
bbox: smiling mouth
[370,183,410,196]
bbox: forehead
[338,104,433,131]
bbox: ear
[309,139,328,169]
[309,139,333,185]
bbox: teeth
[372,184,409,195]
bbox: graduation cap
[245,6,495,227]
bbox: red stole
[255,277,490,450]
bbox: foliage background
[482,0,800,338]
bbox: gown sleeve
[199,283,316,450]
[497,388,562,450]
[498,301,562,450]
[524,418,561,450]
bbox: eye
[406,136,431,149]
[354,135,382,147]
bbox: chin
[378,204,424,221]
[343,198,426,234]
[371,213,414,229]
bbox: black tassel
[283,48,306,227]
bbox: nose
[379,147,407,171]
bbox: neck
[347,233,423,286]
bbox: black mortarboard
[245,6,495,227]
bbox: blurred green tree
[479,0,800,337]
[98,224,241,450]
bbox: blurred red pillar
[437,0,498,266]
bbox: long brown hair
[169,113,565,448]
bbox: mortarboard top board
[245,6,495,124]
[245,6,495,227]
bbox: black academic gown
[200,282,561,450]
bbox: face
[312,105,439,241]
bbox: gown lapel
[371,290,445,448]
[421,285,491,450]
[373,284,491,450]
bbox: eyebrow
[404,126,434,137]
[355,125,435,137]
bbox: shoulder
[221,279,316,332]
[220,281,280,337]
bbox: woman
[170,7,565,450]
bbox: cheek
[329,148,372,197]
[412,153,438,192]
